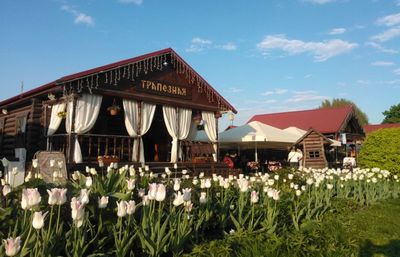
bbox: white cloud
[119,0,143,4]
[285,90,328,103]
[371,61,395,66]
[226,87,243,93]
[61,5,95,26]
[328,28,346,35]
[185,37,212,53]
[371,27,400,42]
[219,42,237,51]
[303,0,335,4]
[366,42,399,54]
[186,38,237,52]
[394,68,400,75]
[376,13,400,27]
[262,88,288,96]
[396,0,400,6]
[256,34,358,62]
[304,74,312,79]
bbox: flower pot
[110,109,119,116]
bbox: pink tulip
[3,236,21,256]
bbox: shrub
[358,128,400,175]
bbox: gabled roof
[248,105,354,134]
[363,123,400,135]
[0,48,236,113]
[294,127,332,145]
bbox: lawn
[185,197,400,257]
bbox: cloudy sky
[1,0,399,129]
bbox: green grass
[343,198,400,257]
[184,198,400,257]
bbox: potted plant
[107,99,120,116]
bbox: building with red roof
[249,105,365,143]
[363,123,400,135]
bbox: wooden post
[215,114,219,162]
[136,101,142,163]
[67,95,77,164]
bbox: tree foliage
[382,103,400,124]
[358,127,400,175]
[319,98,369,126]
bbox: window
[308,151,320,158]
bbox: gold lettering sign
[138,80,191,99]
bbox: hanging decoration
[60,51,233,112]
[107,98,120,116]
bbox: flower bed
[0,164,399,256]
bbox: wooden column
[67,95,77,164]
[136,101,142,163]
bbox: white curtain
[202,111,217,161]
[66,100,74,134]
[73,94,102,163]
[47,103,66,136]
[123,100,156,163]
[163,106,192,163]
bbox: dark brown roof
[0,48,236,113]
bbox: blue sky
[1,0,400,130]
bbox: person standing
[287,147,300,169]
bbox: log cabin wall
[301,131,327,169]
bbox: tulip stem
[56,205,61,235]
[21,216,33,255]
[46,205,54,242]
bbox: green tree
[382,103,400,124]
[319,98,369,125]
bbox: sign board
[35,151,68,184]
[136,79,192,100]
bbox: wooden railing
[47,134,135,163]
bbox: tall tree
[382,103,400,124]
[319,98,369,125]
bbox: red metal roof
[248,105,354,134]
[363,123,400,134]
[0,48,236,113]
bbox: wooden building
[294,128,332,169]
[0,48,236,173]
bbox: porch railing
[47,134,135,163]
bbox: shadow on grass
[359,239,400,257]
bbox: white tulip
[250,190,259,204]
[199,192,207,204]
[182,188,191,202]
[126,178,135,191]
[21,188,41,210]
[85,176,93,188]
[32,211,48,230]
[117,200,128,217]
[155,184,166,202]
[98,196,109,209]
[79,189,90,205]
[126,200,136,215]
[32,159,38,168]
[2,184,11,196]
[49,159,55,167]
[173,191,184,206]
[47,188,67,205]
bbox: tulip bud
[49,159,55,167]
[32,159,38,168]
[126,200,136,215]
[32,211,48,230]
